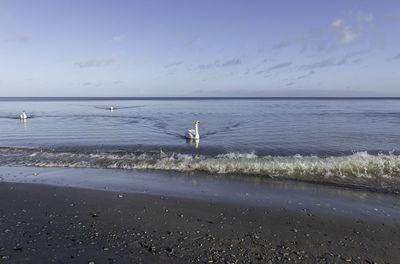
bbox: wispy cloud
[296,75,307,80]
[300,56,351,71]
[221,58,242,67]
[273,36,303,49]
[5,32,31,43]
[331,19,358,46]
[268,62,292,71]
[197,58,242,70]
[164,61,184,68]
[356,11,374,22]
[273,11,372,52]
[197,63,216,70]
[255,70,268,75]
[75,56,117,68]
[300,57,336,70]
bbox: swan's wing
[185,129,195,138]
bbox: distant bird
[185,121,200,139]
[20,110,27,120]
[110,106,114,112]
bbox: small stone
[118,194,124,198]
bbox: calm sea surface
[1,98,400,191]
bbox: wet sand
[0,182,399,263]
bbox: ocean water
[1,97,400,192]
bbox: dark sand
[0,182,399,264]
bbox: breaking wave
[1,147,400,192]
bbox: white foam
[1,148,400,191]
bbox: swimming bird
[185,121,200,139]
[110,106,114,112]
[20,110,27,120]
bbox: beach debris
[165,247,175,255]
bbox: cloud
[197,63,215,70]
[197,58,242,70]
[356,11,374,22]
[164,61,184,68]
[273,11,372,52]
[186,36,199,47]
[267,62,292,71]
[331,19,358,46]
[254,62,292,75]
[394,53,400,60]
[6,33,31,43]
[273,36,303,49]
[255,70,268,75]
[296,75,307,80]
[75,56,117,68]
[300,56,351,71]
[301,57,336,70]
[111,35,125,42]
[221,58,242,67]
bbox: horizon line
[2,96,400,100]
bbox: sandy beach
[0,180,399,263]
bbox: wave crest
[1,147,400,192]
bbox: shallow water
[1,97,400,191]
[2,166,400,222]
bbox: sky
[0,0,399,97]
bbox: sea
[1,97,400,193]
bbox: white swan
[20,110,27,120]
[185,121,200,139]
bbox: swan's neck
[195,123,199,139]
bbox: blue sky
[0,0,399,96]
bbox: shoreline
[0,181,399,263]
[1,166,400,222]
